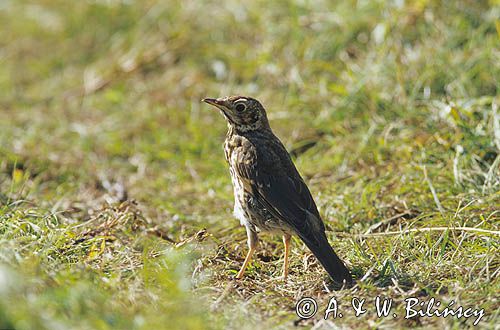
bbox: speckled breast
[224,133,293,235]
[228,164,291,234]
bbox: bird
[202,95,352,285]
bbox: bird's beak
[202,97,226,108]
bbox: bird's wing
[234,142,325,247]
[233,138,352,284]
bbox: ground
[0,1,499,329]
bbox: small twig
[359,263,377,282]
[454,198,476,218]
[337,227,500,238]
[482,155,500,194]
[364,211,412,235]
[145,227,177,244]
[423,165,445,216]
[211,281,237,312]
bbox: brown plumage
[203,95,352,285]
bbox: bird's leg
[282,233,291,280]
[236,227,258,279]
[236,248,255,279]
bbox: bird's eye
[235,102,246,112]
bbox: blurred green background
[0,0,499,329]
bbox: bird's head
[202,95,270,132]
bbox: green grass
[0,0,499,329]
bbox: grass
[0,0,499,329]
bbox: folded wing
[234,142,352,283]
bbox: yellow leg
[236,246,256,279]
[282,234,291,280]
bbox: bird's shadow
[341,263,435,296]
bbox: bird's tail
[299,232,352,285]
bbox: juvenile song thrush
[203,95,352,285]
